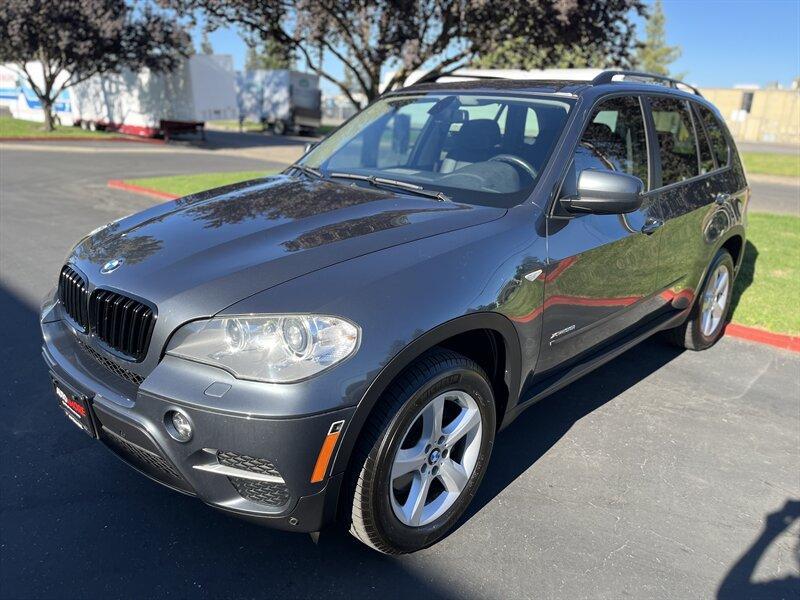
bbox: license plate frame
[53,378,97,438]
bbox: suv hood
[69,175,505,317]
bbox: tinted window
[650,97,699,185]
[574,96,649,188]
[695,112,716,174]
[696,104,730,167]
[303,94,572,208]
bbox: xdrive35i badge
[100,258,123,274]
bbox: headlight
[165,315,360,383]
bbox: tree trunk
[42,98,56,131]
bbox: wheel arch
[719,229,745,272]
[329,312,522,479]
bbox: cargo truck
[70,55,238,140]
[237,70,321,135]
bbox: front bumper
[41,317,354,533]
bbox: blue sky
[196,0,800,91]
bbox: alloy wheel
[700,264,730,337]
[389,390,483,527]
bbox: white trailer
[0,63,75,125]
[237,70,321,135]
[70,55,238,139]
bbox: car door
[644,95,742,305]
[538,94,662,375]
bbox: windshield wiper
[329,172,450,202]
[291,164,324,179]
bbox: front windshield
[299,93,573,208]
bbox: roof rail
[592,70,702,97]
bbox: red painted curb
[724,323,800,353]
[2,135,165,144]
[107,180,179,200]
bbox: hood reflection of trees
[76,223,163,265]
[179,176,395,229]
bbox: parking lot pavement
[749,178,800,216]
[2,143,799,599]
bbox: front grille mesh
[228,477,291,507]
[103,429,180,479]
[77,339,144,385]
[217,451,289,507]
[58,265,90,330]
[90,289,155,361]
[217,451,282,478]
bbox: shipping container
[69,55,238,139]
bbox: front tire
[666,249,734,351]
[346,349,495,554]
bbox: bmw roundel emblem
[100,258,123,274]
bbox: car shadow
[716,499,800,599]
[461,336,685,524]
[729,239,757,318]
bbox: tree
[200,29,214,55]
[0,1,189,131]
[635,0,681,76]
[161,0,645,109]
[244,39,294,70]
[476,41,631,71]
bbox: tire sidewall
[692,250,735,347]
[370,366,495,552]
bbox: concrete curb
[107,179,179,200]
[104,177,800,355]
[724,323,800,353]
[2,135,165,145]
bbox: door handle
[641,217,663,235]
[715,192,731,205]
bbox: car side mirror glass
[561,169,644,215]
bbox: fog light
[166,410,193,442]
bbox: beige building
[700,87,799,146]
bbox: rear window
[695,103,730,168]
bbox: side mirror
[303,142,318,155]
[561,170,644,215]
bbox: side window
[696,104,730,168]
[694,109,716,174]
[650,97,700,185]
[575,95,649,188]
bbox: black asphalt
[1,143,798,599]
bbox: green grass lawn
[730,212,799,335]
[207,119,337,136]
[206,119,265,133]
[741,152,800,178]
[0,115,121,139]
[123,170,277,197]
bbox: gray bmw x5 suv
[42,70,748,554]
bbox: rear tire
[273,120,287,135]
[346,349,495,554]
[666,249,734,351]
